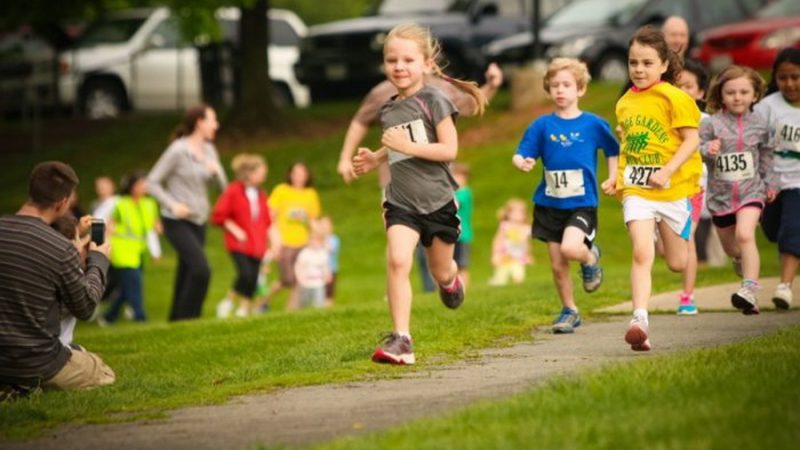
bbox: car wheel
[82,80,125,119]
[595,53,628,82]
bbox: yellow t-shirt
[268,183,321,248]
[616,82,702,201]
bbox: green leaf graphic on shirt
[625,132,649,154]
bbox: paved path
[4,285,799,450]
[597,277,798,313]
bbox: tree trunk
[232,0,278,130]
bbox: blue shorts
[761,189,800,256]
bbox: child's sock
[397,331,412,340]
[440,276,457,291]
[633,308,649,326]
[679,292,692,304]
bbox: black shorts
[230,251,262,298]
[711,202,763,229]
[761,189,800,256]
[532,205,597,248]
[383,200,461,247]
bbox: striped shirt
[0,214,109,385]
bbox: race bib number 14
[544,169,585,198]
[388,119,428,165]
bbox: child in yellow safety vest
[103,171,161,323]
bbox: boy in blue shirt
[513,58,619,333]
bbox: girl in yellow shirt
[615,25,702,352]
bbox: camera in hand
[90,218,105,245]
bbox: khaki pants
[45,349,115,390]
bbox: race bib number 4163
[623,165,667,188]
[388,119,428,165]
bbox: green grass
[309,325,800,450]
[0,83,782,438]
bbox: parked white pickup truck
[58,7,310,119]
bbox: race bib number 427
[623,165,667,188]
[388,119,428,165]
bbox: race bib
[388,119,428,165]
[544,169,585,198]
[714,152,754,182]
[777,120,800,152]
[623,165,669,188]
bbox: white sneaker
[731,284,759,315]
[235,305,249,318]
[216,298,234,318]
[624,317,651,351]
[773,283,793,310]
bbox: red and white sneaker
[439,275,465,309]
[625,317,651,352]
[371,333,415,365]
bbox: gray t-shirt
[380,85,459,214]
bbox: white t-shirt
[294,246,329,288]
[755,92,800,190]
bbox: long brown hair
[170,104,211,141]
[385,23,487,115]
[629,25,683,84]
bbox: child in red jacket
[212,154,272,317]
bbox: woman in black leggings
[147,105,227,321]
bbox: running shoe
[772,283,793,310]
[439,275,465,309]
[731,282,760,315]
[552,307,582,334]
[676,293,698,315]
[580,244,603,293]
[216,298,234,318]
[625,317,651,351]
[371,333,415,365]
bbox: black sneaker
[438,275,465,309]
[372,333,415,365]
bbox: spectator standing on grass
[452,162,474,288]
[212,154,273,318]
[0,162,114,395]
[294,219,332,309]
[90,176,118,220]
[102,171,161,324]
[512,58,619,334]
[489,198,533,287]
[318,215,340,307]
[147,104,227,321]
[266,162,321,311]
[757,47,800,311]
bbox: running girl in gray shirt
[353,23,486,365]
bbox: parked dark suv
[484,0,766,81]
[294,0,569,99]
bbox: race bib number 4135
[714,152,754,182]
[544,169,585,198]
[388,119,428,165]
[623,165,668,188]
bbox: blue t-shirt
[516,112,619,209]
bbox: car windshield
[376,0,471,15]
[77,17,147,47]
[757,0,800,18]
[546,0,647,28]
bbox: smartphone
[90,218,105,245]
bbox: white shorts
[622,195,692,240]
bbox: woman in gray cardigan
[147,105,227,321]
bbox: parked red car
[696,0,800,72]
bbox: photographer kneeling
[0,161,115,396]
